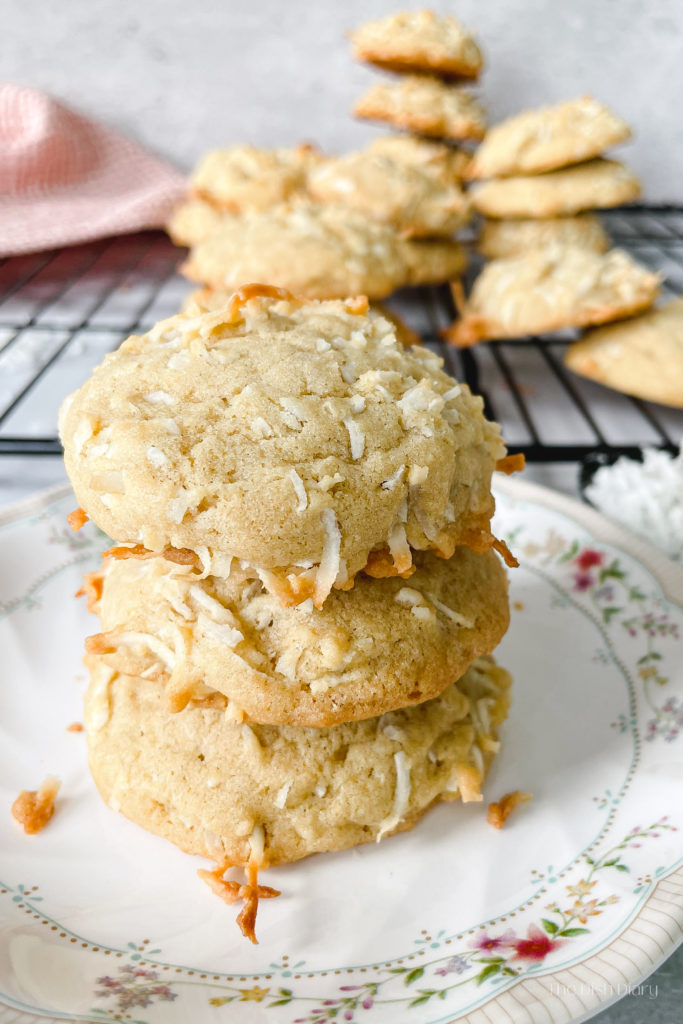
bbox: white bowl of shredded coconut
[583,444,683,561]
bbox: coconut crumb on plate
[11,776,61,834]
[487,790,532,829]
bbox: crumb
[513,601,525,611]
[198,862,280,944]
[496,453,526,475]
[66,722,84,732]
[12,777,61,834]
[487,790,532,829]
[67,507,89,531]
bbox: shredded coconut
[146,445,168,469]
[585,444,683,560]
[274,781,291,809]
[388,520,412,573]
[119,631,176,668]
[288,468,308,512]
[343,417,365,460]
[349,394,366,413]
[395,587,423,606]
[381,464,405,490]
[409,464,429,486]
[377,752,411,841]
[251,416,274,438]
[167,492,190,523]
[198,614,244,649]
[144,390,174,405]
[424,593,474,628]
[314,509,342,606]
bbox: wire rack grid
[0,205,681,461]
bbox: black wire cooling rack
[0,204,681,461]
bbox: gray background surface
[3,2,683,1020]
[3,0,683,199]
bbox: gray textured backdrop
[4,0,683,198]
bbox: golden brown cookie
[354,76,487,142]
[564,299,683,408]
[467,96,631,179]
[190,143,323,210]
[85,545,510,726]
[350,10,483,80]
[179,200,407,299]
[84,654,511,866]
[307,148,470,237]
[60,291,507,603]
[167,198,233,248]
[400,237,468,286]
[469,159,641,219]
[478,215,609,259]
[445,245,661,347]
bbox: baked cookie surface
[564,298,683,408]
[478,214,609,259]
[350,10,483,80]
[446,245,660,346]
[467,96,630,179]
[179,201,407,299]
[307,148,470,237]
[60,292,506,598]
[368,134,472,179]
[190,143,322,210]
[86,545,510,727]
[470,159,641,219]
[399,237,468,285]
[84,654,511,866]
[354,76,487,142]
[167,197,233,248]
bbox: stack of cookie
[168,136,471,305]
[444,96,664,346]
[60,287,517,941]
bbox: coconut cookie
[368,134,472,180]
[350,10,483,80]
[400,238,468,286]
[307,149,470,237]
[190,143,323,210]
[60,291,507,603]
[470,159,641,219]
[84,653,511,868]
[180,201,407,299]
[84,544,509,726]
[467,96,631,179]
[354,76,487,142]
[564,299,683,408]
[445,246,661,347]
[478,214,609,259]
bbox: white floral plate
[1,477,682,1024]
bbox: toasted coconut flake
[12,776,61,834]
[496,453,526,475]
[451,760,483,803]
[488,791,532,829]
[75,569,104,613]
[197,853,279,944]
[67,507,89,532]
[387,520,413,574]
[66,721,84,732]
[364,546,415,579]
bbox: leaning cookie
[354,76,487,142]
[445,245,661,347]
[84,653,511,868]
[180,201,407,299]
[190,143,323,210]
[350,10,483,80]
[478,215,609,259]
[466,96,631,179]
[307,148,470,237]
[368,134,472,179]
[83,544,510,726]
[470,159,641,219]
[564,298,683,409]
[60,289,508,605]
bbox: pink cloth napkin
[0,84,187,257]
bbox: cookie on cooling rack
[84,654,512,866]
[179,201,408,299]
[60,289,507,605]
[445,245,661,347]
[307,148,470,237]
[350,10,483,80]
[354,76,487,142]
[478,214,609,259]
[469,159,641,219]
[190,143,322,210]
[564,298,683,408]
[467,96,631,179]
[84,544,510,726]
